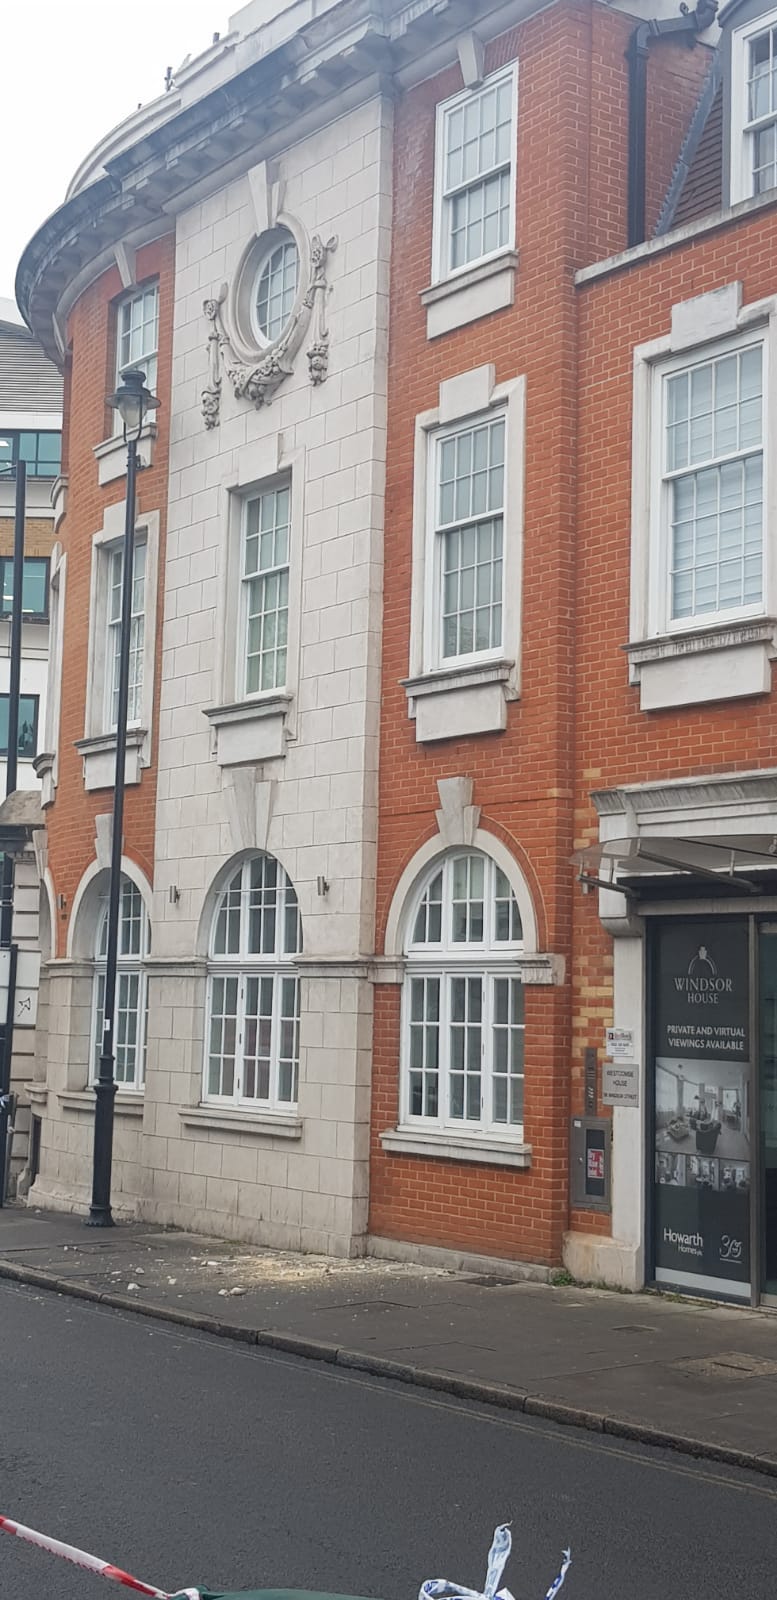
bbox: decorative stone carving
[201,288,227,430]
[201,233,337,428]
[435,776,480,847]
[519,955,566,986]
[32,828,48,883]
[225,770,276,854]
[94,814,113,870]
[306,233,336,385]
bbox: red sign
[587,1148,605,1182]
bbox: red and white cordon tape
[0,1513,200,1598]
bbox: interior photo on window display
[656,1151,686,1186]
[655,1057,750,1163]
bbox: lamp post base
[85,1206,116,1228]
[88,1068,117,1228]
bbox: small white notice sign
[0,949,40,1028]
[602,1061,639,1107]
[606,1027,635,1062]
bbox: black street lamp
[87,367,159,1228]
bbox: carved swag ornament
[201,233,337,428]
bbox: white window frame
[215,449,304,712]
[239,480,291,698]
[113,282,159,435]
[105,539,147,731]
[400,852,526,1140]
[431,64,518,286]
[91,877,149,1094]
[208,443,304,766]
[427,411,506,669]
[204,855,302,1114]
[409,368,525,685]
[730,7,777,205]
[627,290,777,710]
[647,330,767,637]
[251,236,300,347]
[83,504,159,748]
[38,546,66,805]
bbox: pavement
[2,1204,777,1478]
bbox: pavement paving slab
[3,1204,777,1474]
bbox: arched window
[93,877,150,1091]
[403,851,525,1136]
[206,854,302,1109]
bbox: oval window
[253,233,300,344]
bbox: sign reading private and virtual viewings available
[652,920,751,1299]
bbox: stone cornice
[592,767,777,818]
[16,0,540,360]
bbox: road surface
[0,1280,774,1599]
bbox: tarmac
[2,1204,777,1476]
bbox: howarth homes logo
[673,946,733,1006]
[664,1226,703,1256]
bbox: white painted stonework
[34,92,391,1251]
[30,74,392,1255]
[139,96,389,1253]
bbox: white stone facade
[144,95,390,1251]
[32,92,391,1251]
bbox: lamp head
[107,366,160,442]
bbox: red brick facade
[25,0,777,1281]
[370,1,777,1269]
[48,234,174,956]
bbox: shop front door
[651,917,752,1301]
[758,930,777,1297]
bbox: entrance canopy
[575,835,777,895]
[580,769,777,902]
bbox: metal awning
[573,834,777,896]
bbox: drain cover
[674,1351,777,1380]
[466,1274,520,1288]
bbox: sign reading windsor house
[653,921,751,1299]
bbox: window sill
[420,251,519,339]
[59,1089,144,1117]
[93,423,157,487]
[204,694,291,766]
[0,613,49,626]
[75,727,147,791]
[626,618,777,710]
[403,659,514,742]
[381,1126,532,1168]
[180,1105,302,1139]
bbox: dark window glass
[0,431,61,479]
[0,558,49,620]
[18,432,61,478]
[0,694,38,759]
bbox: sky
[1,0,232,302]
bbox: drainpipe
[626,0,718,249]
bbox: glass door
[759,930,777,1297]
